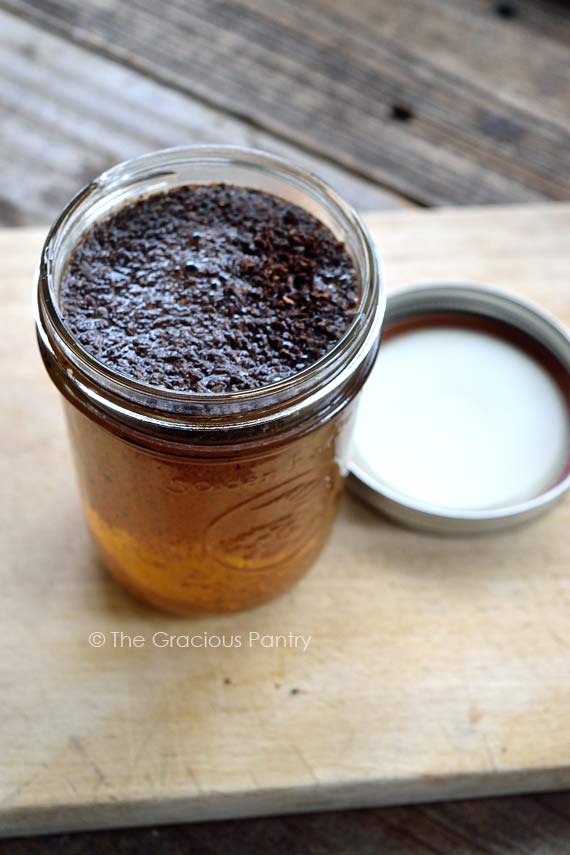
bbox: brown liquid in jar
[58,183,360,613]
[65,401,355,613]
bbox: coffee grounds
[60,183,359,393]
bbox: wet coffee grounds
[60,183,359,393]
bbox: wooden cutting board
[2,204,570,837]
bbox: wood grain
[6,793,570,855]
[2,0,569,205]
[0,10,402,226]
[308,0,570,129]
[1,204,570,838]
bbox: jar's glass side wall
[64,399,358,613]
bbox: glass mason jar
[36,147,384,613]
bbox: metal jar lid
[349,283,570,534]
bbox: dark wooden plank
[2,0,569,205]
[5,794,570,854]
[308,0,570,129]
[420,794,570,854]
[483,0,570,47]
[0,10,403,227]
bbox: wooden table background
[1,0,569,851]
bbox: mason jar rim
[36,146,384,433]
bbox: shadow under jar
[36,147,384,614]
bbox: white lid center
[352,325,570,511]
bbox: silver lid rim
[348,282,570,534]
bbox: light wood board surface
[1,204,569,837]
